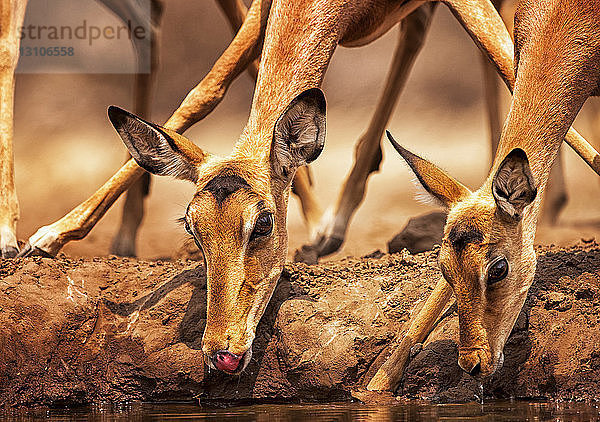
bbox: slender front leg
[481,52,502,158]
[301,4,436,259]
[584,98,600,183]
[110,0,163,257]
[19,160,145,257]
[442,0,600,176]
[367,277,453,391]
[165,0,270,133]
[539,148,567,225]
[0,0,27,258]
[290,165,323,237]
[19,0,270,257]
[441,0,515,89]
[216,0,260,80]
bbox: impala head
[108,88,326,374]
[388,132,538,377]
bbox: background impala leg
[110,0,163,257]
[441,0,515,90]
[19,0,270,257]
[165,0,269,133]
[305,4,436,259]
[19,160,144,257]
[539,149,568,225]
[217,0,260,80]
[0,0,27,258]
[291,165,323,237]
[366,277,453,391]
[481,53,502,159]
[442,0,600,176]
[583,98,600,187]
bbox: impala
[369,0,600,390]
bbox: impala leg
[442,0,600,176]
[0,0,27,258]
[367,277,453,391]
[481,53,502,159]
[584,98,600,185]
[18,160,146,257]
[440,0,515,90]
[304,4,436,259]
[539,149,567,225]
[290,165,323,237]
[109,0,163,257]
[216,0,260,80]
[18,0,270,257]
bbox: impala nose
[468,362,481,376]
[458,346,497,377]
[459,356,482,376]
[212,350,244,373]
[458,350,484,377]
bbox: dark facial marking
[447,225,484,254]
[203,174,251,205]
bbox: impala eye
[184,219,192,235]
[487,257,509,285]
[251,212,273,240]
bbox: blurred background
[12,0,600,260]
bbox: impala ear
[108,106,209,183]
[270,88,326,182]
[492,148,537,221]
[387,131,471,207]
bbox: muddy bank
[1,242,600,407]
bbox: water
[3,401,600,421]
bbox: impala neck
[485,5,600,241]
[235,1,347,161]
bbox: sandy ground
[3,243,600,405]
[11,2,600,261]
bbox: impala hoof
[16,242,55,258]
[316,235,344,257]
[0,226,19,258]
[1,246,19,258]
[110,234,137,257]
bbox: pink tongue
[215,352,242,372]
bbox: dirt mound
[388,211,447,254]
[1,242,600,407]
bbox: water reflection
[4,401,600,421]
